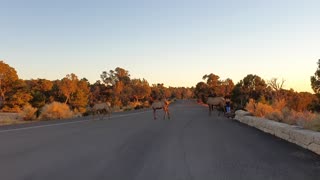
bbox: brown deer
[207,96,225,116]
[151,99,170,120]
[91,102,111,120]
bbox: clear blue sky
[1,0,319,92]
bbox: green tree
[202,73,220,94]
[101,67,131,107]
[27,79,53,111]
[231,74,267,108]
[89,80,111,105]
[194,82,209,103]
[241,74,267,101]
[311,59,320,95]
[151,83,167,100]
[101,67,131,86]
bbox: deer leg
[153,108,157,120]
[163,107,168,120]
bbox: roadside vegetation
[1,59,320,132]
[193,60,320,132]
[0,61,193,124]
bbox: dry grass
[304,116,320,132]
[246,98,320,132]
[39,101,74,120]
[19,104,38,121]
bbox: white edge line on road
[0,110,151,134]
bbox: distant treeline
[0,61,193,116]
[1,60,320,118]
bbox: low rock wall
[235,110,320,155]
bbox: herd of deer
[89,96,232,120]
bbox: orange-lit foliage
[246,98,320,131]
[245,99,273,117]
[20,104,37,121]
[39,102,74,120]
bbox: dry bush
[304,115,320,132]
[245,98,320,132]
[19,104,37,121]
[245,99,256,114]
[291,111,316,127]
[39,101,74,120]
[265,110,283,122]
[246,99,274,117]
[272,99,286,111]
[254,103,274,117]
[279,107,296,125]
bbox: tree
[194,82,209,103]
[311,59,320,95]
[58,73,79,104]
[100,67,131,107]
[101,67,131,86]
[3,79,32,112]
[0,61,19,108]
[68,78,90,113]
[242,74,267,101]
[216,78,234,97]
[131,79,151,102]
[202,73,220,94]
[231,74,267,109]
[89,80,111,105]
[268,78,285,101]
[151,83,167,100]
[27,79,53,111]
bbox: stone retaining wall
[235,110,320,155]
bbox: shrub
[280,107,296,125]
[246,99,273,117]
[304,116,320,132]
[245,98,320,132]
[39,102,74,120]
[19,104,37,121]
[254,103,274,117]
[265,110,283,122]
[245,99,256,114]
[272,99,286,111]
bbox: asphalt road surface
[0,100,320,180]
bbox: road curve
[0,100,319,180]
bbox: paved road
[0,100,320,180]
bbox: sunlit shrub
[246,99,273,117]
[39,101,74,120]
[246,98,320,131]
[272,99,286,111]
[254,103,274,117]
[20,104,37,121]
[245,99,256,114]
